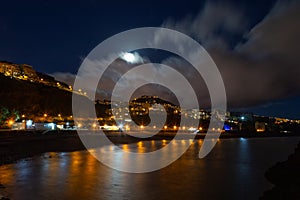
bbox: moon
[120,52,136,63]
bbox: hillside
[0,74,88,120]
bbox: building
[0,61,39,81]
[20,64,38,81]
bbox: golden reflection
[109,145,114,151]
[137,141,145,153]
[162,139,167,146]
[70,151,81,168]
[65,151,100,198]
[86,153,97,174]
[137,141,143,148]
[0,164,17,185]
[122,144,129,152]
[151,140,156,151]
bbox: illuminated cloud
[120,52,144,64]
[52,0,300,110]
[161,0,300,108]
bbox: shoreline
[0,130,299,166]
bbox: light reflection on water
[0,137,299,200]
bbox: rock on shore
[261,141,300,199]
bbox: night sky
[1,0,300,119]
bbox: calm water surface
[0,137,299,200]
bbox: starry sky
[1,0,300,118]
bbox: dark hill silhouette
[0,74,88,119]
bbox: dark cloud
[162,1,249,50]
[52,0,300,110]
[162,0,300,108]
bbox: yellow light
[92,123,97,128]
[8,120,14,125]
[164,125,167,129]
[182,126,186,130]
[123,144,129,151]
[78,123,82,128]
[173,125,177,130]
[199,127,203,131]
[137,141,143,148]
[58,114,61,117]
[44,114,47,117]
[153,125,156,129]
[21,114,25,118]
[140,125,144,129]
[212,128,215,131]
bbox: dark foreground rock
[261,142,300,199]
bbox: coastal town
[1,61,299,135]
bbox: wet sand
[0,130,138,166]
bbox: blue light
[46,123,55,130]
[118,124,123,129]
[224,124,231,131]
[26,120,33,126]
[241,116,245,120]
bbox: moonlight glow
[122,52,135,63]
[120,52,143,64]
